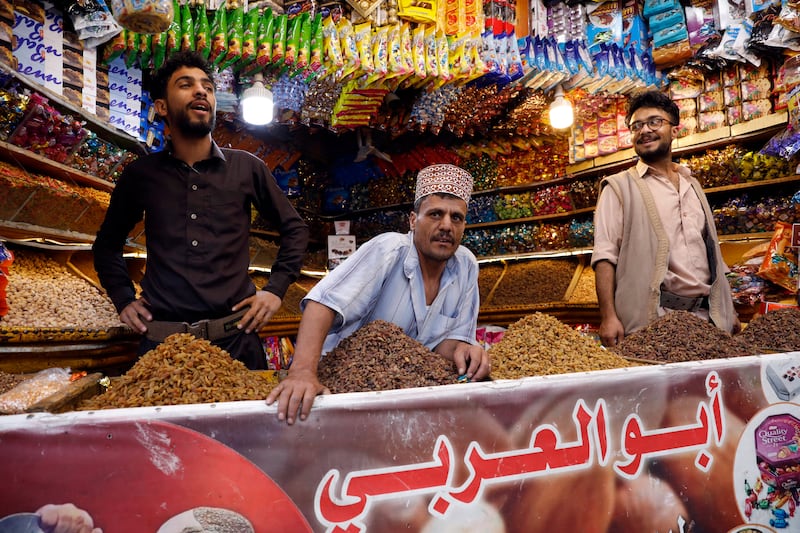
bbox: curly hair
[625,90,679,127]
[150,50,215,101]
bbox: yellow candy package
[436,30,450,81]
[354,21,374,73]
[411,24,427,80]
[337,17,360,78]
[398,0,437,24]
[424,24,438,78]
[323,15,344,70]
[399,22,414,74]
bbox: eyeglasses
[628,116,675,133]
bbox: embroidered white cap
[415,164,474,204]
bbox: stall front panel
[0,353,798,533]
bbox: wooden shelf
[704,174,800,195]
[0,220,146,253]
[467,206,595,229]
[0,140,115,192]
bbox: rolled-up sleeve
[591,185,623,268]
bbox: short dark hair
[626,90,679,127]
[150,51,215,101]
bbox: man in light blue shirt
[267,164,491,424]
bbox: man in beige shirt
[592,90,739,347]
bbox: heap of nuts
[486,259,577,307]
[79,333,276,410]
[317,320,458,393]
[736,308,800,352]
[2,248,122,330]
[612,310,758,362]
[489,312,635,379]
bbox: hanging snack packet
[152,29,168,68]
[436,29,450,81]
[272,13,289,65]
[367,24,388,84]
[209,3,228,65]
[239,4,260,67]
[296,12,313,71]
[354,21,374,74]
[412,24,427,80]
[101,30,126,64]
[256,8,275,68]
[165,0,181,57]
[323,15,344,71]
[424,24,438,78]
[306,13,324,77]
[124,30,139,68]
[285,13,301,67]
[195,0,211,59]
[398,0,437,24]
[399,22,414,74]
[386,23,403,75]
[758,221,799,293]
[338,17,360,79]
[220,0,244,70]
[138,32,153,68]
[180,0,195,51]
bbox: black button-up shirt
[93,142,309,323]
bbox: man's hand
[37,503,102,533]
[119,298,151,334]
[233,290,282,334]
[599,316,625,348]
[266,368,330,425]
[436,339,491,380]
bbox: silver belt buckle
[185,319,210,339]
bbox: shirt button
[191,184,198,191]
[191,240,198,247]
[190,213,197,220]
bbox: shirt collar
[163,139,227,163]
[634,159,690,180]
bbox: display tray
[0,325,134,344]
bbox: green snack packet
[138,32,153,69]
[238,4,259,68]
[101,31,126,65]
[152,31,167,70]
[295,12,312,71]
[255,8,274,68]
[124,30,139,68]
[209,2,228,65]
[271,13,288,65]
[165,0,181,57]
[180,0,195,51]
[195,0,211,59]
[219,0,244,70]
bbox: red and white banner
[1,353,800,533]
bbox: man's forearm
[594,260,618,320]
[290,300,336,374]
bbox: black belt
[660,290,709,312]
[145,308,248,343]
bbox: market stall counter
[0,352,797,533]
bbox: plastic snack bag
[0,367,72,414]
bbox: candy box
[755,414,800,490]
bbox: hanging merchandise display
[108,0,175,34]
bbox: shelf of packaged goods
[703,174,800,195]
[566,112,789,179]
[0,140,115,192]
[466,206,595,230]
[5,67,147,155]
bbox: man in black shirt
[93,51,309,369]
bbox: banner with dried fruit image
[0,352,799,533]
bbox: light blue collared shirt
[303,232,480,354]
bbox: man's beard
[634,136,671,164]
[171,108,215,138]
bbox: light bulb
[549,85,574,130]
[241,73,274,126]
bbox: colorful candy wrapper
[425,25,438,78]
[101,30,126,64]
[323,15,344,71]
[398,0,437,24]
[305,13,324,78]
[354,21,374,74]
[124,30,139,68]
[338,17,360,79]
[284,13,301,67]
[255,8,275,68]
[151,30,168,70]
[412,24,427,80]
